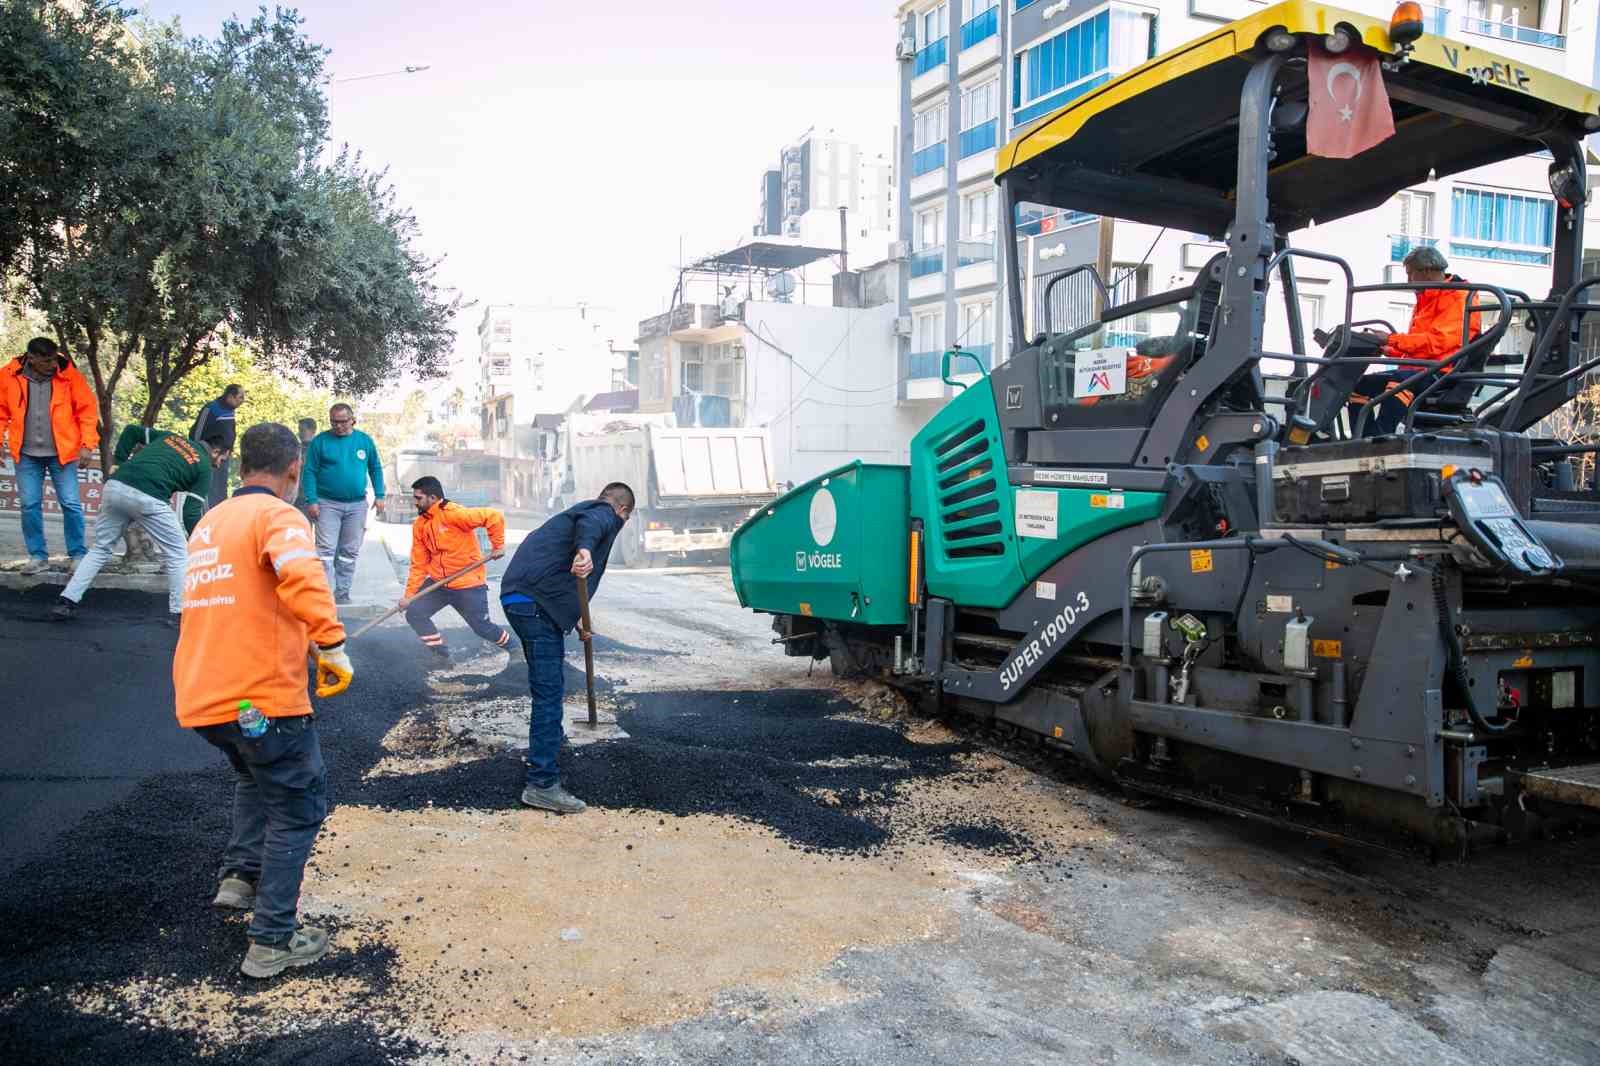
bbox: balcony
[1459,15,1565,49]
[960,7,998,50]
[959,120,998,159]
[956,238,993,267]
[914,37,948,76]
[910,246,945,278]
[907,345,992,383]
[911,141,947,178]
[1389,233,1439,262]
[954,343,993,371]
[908,350,943,379]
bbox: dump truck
[560,414,776,567]
[732,1,1600,854]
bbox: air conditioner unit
[894,315,914,337]
[890,240,910,260]
[895,34,917,61]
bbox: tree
[113,339,335,443]
[2,4,452,470]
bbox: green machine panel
[730,461,910,627]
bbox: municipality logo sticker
[795,551,808,572]
[356,449,367,460]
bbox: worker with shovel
[399,476,510,664]
[499,482,633,814]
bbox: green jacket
[110,430,211,532]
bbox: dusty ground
[2,566,1598,1065]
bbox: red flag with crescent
[1306,44,1395,159]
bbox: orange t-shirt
[173,487,346,728]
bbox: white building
[636,257,936,486]
[895,0,1600,397]
[476,303,622,458]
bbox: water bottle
[237,699,269,739]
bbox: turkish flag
[1306,44,1395,160]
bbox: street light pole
[330,64,431,85]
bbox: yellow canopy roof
[996,0,1600,234]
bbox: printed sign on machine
[1015,489,1058,540]
[1074,348,1127,397]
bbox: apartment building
[895,0,1600,398]
[476,303,619,458]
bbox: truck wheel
[618,523,647,569]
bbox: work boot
[520,784,587,814]
[425,644,452,669]
[51,596,76,621]
[212,873,256,910]
[241,925,330,979]
[335,591,352,605]
[19,557,47,576]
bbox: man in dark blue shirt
[189,384,246,511]
[500,482,633,813]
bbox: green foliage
[0,1,453,471]
[112,340,335,440]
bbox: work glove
[314,642,354,698]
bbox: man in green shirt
[302,403,385,604]
[54,429,217,622]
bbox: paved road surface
[2,563,1597,1066]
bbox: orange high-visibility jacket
[406,500,506,597]
[173,487,346,728]
[1385,275,1484,364]
[0,355,100,464]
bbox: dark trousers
[506,604,566,789]
[404,584,509,648]
[1347,372,1416,436]
[195,715,328,946]
[205,459,231,511]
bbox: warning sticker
[1015,489,1059,540]
[1189,549,1214,573]
[1313,639,1343,659]
[1089,493,1125,509]
[1074,348,1127,397]
[1036,580,1057,600]
[1266,594,1294,613]
[1195,434,1211,454]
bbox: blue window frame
[911,247,945,278]
[1450,187,1555,265]
[912,141,947,177]
[959,119,998,157]
[1012,7,1151,127]
[1389,234,1439,263]
[961,6,999,50]
[915,36,948,76]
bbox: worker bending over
[400,476,509,663]
[499,483,633,814]
[173,422,354,979]
[54,426,216,623]
[1347,245,1483,435]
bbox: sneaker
[19,558,47,576]
[212,874,256,910]
[50,597,76,621]
[335,592,352,605]
[520,784,587,814]
[241,925,330,979]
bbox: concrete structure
[894,0,1600,395]
[636,258,938,485]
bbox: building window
[959,299,996,368]
[961,188,996,239]
[959,79,1000,157]
[913,205,946,277]
[1460,0,1565,49]
[1012,6,1156,127]
[912,103,948,177]
[1450,186,1555,265]
[915,3,950,75]
[679,342,704,393]
[1390,189,1437,262]
[910,309,946,379]
[961,0,999,50]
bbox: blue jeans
[15,454,85,560]
[195,715,329,946]
[506,604,566,789]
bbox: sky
[137,1,898,384]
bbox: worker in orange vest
[172,422,354,979]
[400,475,510,664]
[1348,246,1484,435]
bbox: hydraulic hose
[1432,567,1513,734]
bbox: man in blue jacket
[302,403,386,604]
[499,483,633,813]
